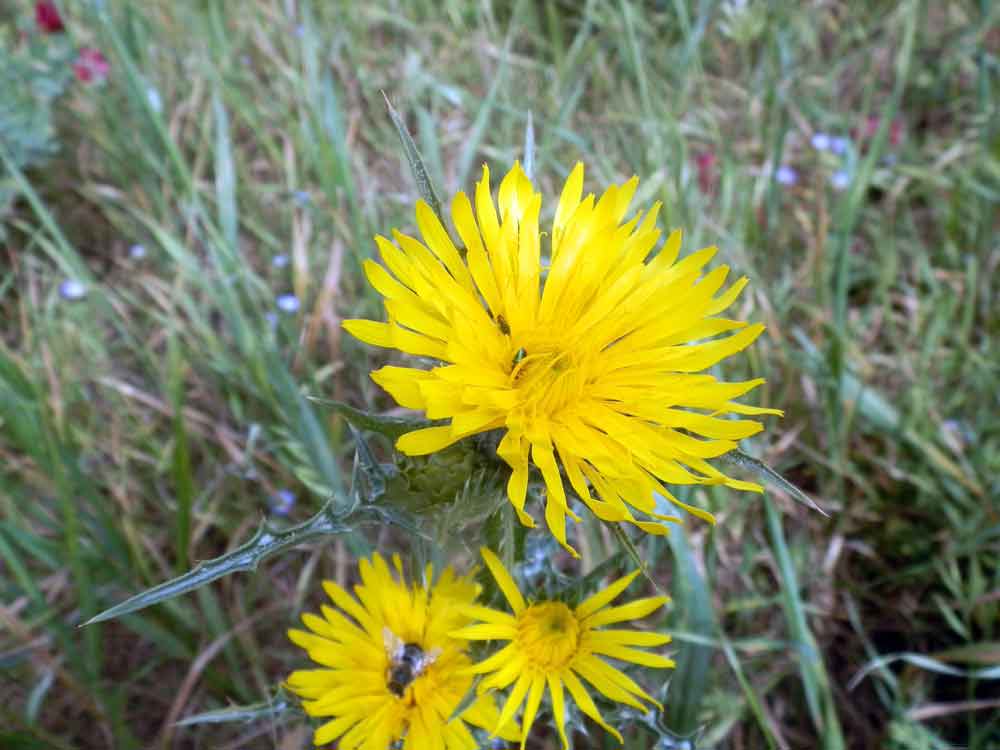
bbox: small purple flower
[810,133,831,151]
[264,311,278,329]
[271,254,289,269]
[276,293,300,313]
[294,24,305,37]
[830,170,850,191]
[829,136,850,155]
[942,419,975,447]
[774,165,798,186]
[59,279,88,301]
[269,489,296,516]
[292,190,311,206]
[129,244,146,259]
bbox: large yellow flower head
[453,548,674,748]
[344,162,781,555]
[286,552,516,749]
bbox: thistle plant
[83,110,805,749]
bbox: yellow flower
[286,552,516,749]
[452,548,674,748]
[344,162,781,554]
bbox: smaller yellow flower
[286,552,517,750]
[453,548,674,748]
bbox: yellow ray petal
[460,693,521,741]
[459,604,517,626]
[497,431,535,527]
[552,162,584,257]
[479,652,528,693]
[493,673,531,738]
[724,401,784,416]
[370,366,431,411]
[451,191,501,314]
[314,713,360,746]
[562,669,623,743]
[415,200,476,294]
[480,547,527,614]
[463,643,519,676]
[588,642,676,669]
[450,622,517,641]
[396,425,464,456]
[574,569,641,619]
[572,659,648,710]
[586,629,672,647]
[342,319,447,359]
[547,673,570,750]
[582,596,669,628]
[519,674,547,749]
[320,580,374,633]
[664,323,766,373]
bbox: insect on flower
[286,553,518,749]
[383,628,442,697]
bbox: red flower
[889,119,904,148]
[35,1,64,33]
[856,115,905,148]
[694,150,717,194]
[73,47,110,84]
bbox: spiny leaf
[81,496,362,626]
[382,91,443,222]
[306,396,431,441]
[610,524,667,598]
[663,511,714,737]
[347,423,388,502]
[848,651,1000,691]
[764,496,845,747]
[175,690,295,726]
[722,449,829,516]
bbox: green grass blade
[168,333,194,572]
[0,145,89,279]
[663,512,714,737]
[764,496,845,748]
[213,89,239,251]
[719,635,780,750]
[454,33,510,189]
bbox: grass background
[2,0,998,748]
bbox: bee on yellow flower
[286,553,516,749]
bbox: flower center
[515,602,580,671]
[509,349,588,417]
